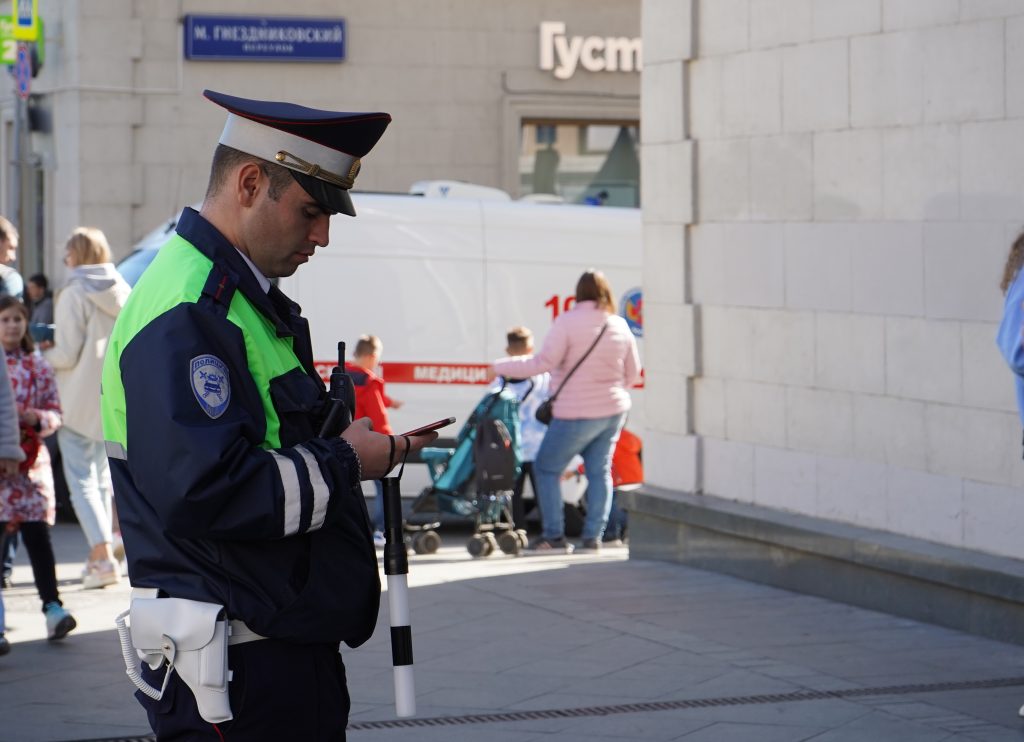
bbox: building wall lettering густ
[538,21,643,79]
[0,0,639,279]
[641,0,1024,560]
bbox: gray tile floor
[2,523,1024,741]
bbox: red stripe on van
[315,361,645,388]
[314,361,490,385]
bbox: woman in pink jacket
[492,270,640,553]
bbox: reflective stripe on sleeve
[269,451,302,536]
[296,445,330,531]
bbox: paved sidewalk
[3,524,1024,741]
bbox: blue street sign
[14,42,30,99]
[183,15,345,62]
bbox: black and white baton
[381,471,415,717]
[321,342,416,716]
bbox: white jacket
[44,263,130,440]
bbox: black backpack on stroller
[474,417,516,494]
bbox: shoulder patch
[190,355,231,419]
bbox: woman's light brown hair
[1002,231,1024,294]
[575,269,615,313]
[65,227,112,267]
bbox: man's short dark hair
[205,144,294,202]
[27,273,48,291]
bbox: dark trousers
[605,490,629,540]
[138,637,350,741]
[511,461,536,530]
[0,522,59,608]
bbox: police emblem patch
[190,355,231,419]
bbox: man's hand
[340,417,438,480]
[0,459,18,476]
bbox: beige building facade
[0,0,640,277]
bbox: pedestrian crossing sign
[12,0,37,43]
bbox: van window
[116,249,159,287]
[519,120,640,207]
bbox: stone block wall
[642,0,1024,560]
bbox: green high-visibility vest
[101,234,305,454]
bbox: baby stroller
[405,381,530,557]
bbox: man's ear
[236,162,263,207]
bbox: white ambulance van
[120,182,644,505]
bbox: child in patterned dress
[0,296,75,641]
[0,319,24,655]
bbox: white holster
[115,596,232,724]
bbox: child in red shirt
[606,428,641,545]
[344,335,402,544]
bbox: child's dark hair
[0,296,32,352]
[27,273,48,291]
[1002,231,1024,294]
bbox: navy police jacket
[101,208,379,647]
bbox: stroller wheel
[483,532,498,554]
[413,530,441,555]
[497,531,520,555]
[467,534,490,558]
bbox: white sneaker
[373,531,386,548]
[82,559,121,589]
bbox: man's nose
[311,213,330,248]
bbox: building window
[519,119,639,207]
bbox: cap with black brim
[204,90,391,217]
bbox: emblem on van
[620,287,642,338]
[190,354,231,419]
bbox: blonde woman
[43,228,130,588]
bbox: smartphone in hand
[29,323,54,343]
[399,417,456,437]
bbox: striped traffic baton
[381,455,415,716]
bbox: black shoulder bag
[535,322,609,425]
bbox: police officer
[101,91,436,740]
